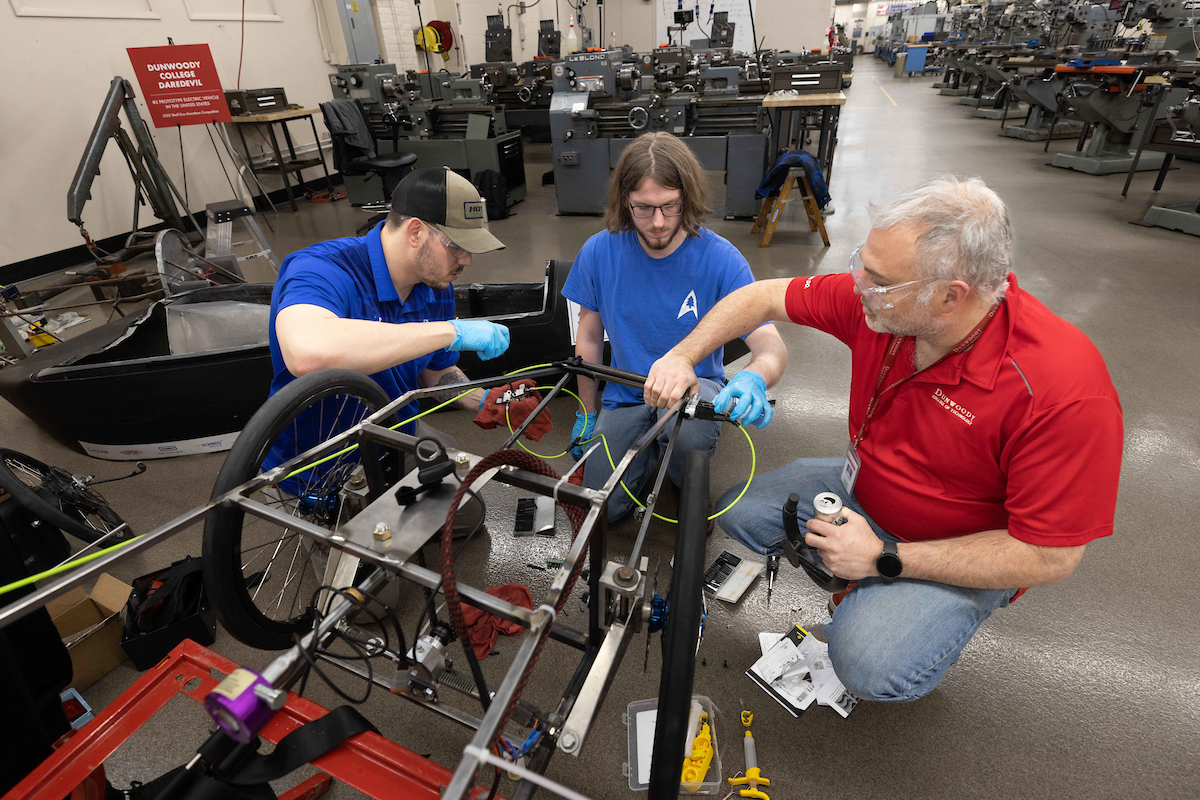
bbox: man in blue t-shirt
[561,133,788,522]
[267,167,512,473]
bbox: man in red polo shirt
[645,175,1123,702]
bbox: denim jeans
[582,378,722,522]
[717,457,1015,702]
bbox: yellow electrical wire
[499,382,757,524]
[2,362,758,595]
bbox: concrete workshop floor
[4,57,1199,798]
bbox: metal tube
[68,77,129,225]
[124,95,188,231]
[259,568,390,688]
[236,497,540,629]
[628,407,685,568]
[442,607,555,800]
[0,501,215,630]
[499,372,572,450]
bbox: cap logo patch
[463,201,484,220]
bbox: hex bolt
[559,730,579,752]
[373,522,392,542]
[615,566,637,587]
[349,473,366,489]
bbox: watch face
[878,554,902,579]
[877,543,902,579]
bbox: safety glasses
[423,221,469,261]
[848,245,936,311]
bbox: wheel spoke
[269,529,308,615]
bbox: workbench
[227,107,335,212]
[763,92,847,181]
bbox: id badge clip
[841,444,861,496]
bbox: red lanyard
[851,303,1000,449]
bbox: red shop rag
[473,379,554,441]
[461,583,534,660]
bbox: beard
[863,299,948,339]
[636,219,683,252]
[414,239,458,290]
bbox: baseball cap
[390,167,505,254]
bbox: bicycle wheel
[202,369,398,650]
[649,449,709,800]
[0,449,132,545]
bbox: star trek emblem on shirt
[678,290,698,320]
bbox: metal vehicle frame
[0,359,713,800]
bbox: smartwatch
[876,541,903,580]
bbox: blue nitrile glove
[448,320,510,361]
[713,370,772,429]
[571,410,597,460]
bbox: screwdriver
[765,555,779,606]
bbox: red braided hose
[439,450,588,745]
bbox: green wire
[0,535,144,597]
[587,420,756,525]
[277,363,558,484]
[500,383,756,524]
[3,362,756,594]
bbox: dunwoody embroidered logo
[932,388,976,426]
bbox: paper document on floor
[746,625,859,718]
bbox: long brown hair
[604,132,712,237]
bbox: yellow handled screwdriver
[728,700,770,800]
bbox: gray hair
[869,175,1013,305]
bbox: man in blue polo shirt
[266,167,511,470]
[563,133,788,522]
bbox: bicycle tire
[0,449,131,545]
[202,369,397,650]
[648,449,709,800]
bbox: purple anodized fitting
[204,667,282,743]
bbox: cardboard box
[47,573,132,692]
[120,560,216,671]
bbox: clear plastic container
[623,694,722,795]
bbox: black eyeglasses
[629,203,684,218]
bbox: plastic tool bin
[623,694,722,794]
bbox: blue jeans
[717,458,1015,702]
[583,378,722,522]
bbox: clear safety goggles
[848,245,936,311]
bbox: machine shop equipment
[1125,60,1200,235]
[537,19,561,58]
[709,11,736,48]
[470,58,556,140]
[330,63,413,108]
[484,14,512,62]
[1120,0,1200,59]
[1050,53,1190,175]
[1002,54,1089,139]
[549,50,770,217]
[329,62,527,208]
[643,45,695,86]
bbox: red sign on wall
[126,44,231,128]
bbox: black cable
[205,123,239,197]
[410,485,488,648]
[410,483,492,711]
[293,585,390,705]
[747,0,760,61]
[414,0,434,76]
[178,125,188,210]
[486,761,502,800]
[237,0,246,90]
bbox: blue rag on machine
[756,151,832,210]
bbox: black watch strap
[877,540,903,580]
